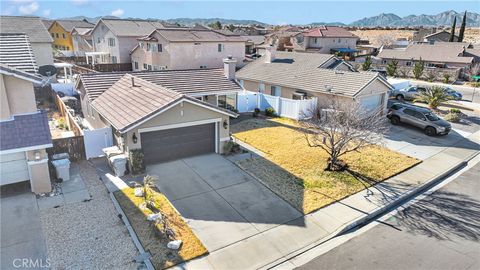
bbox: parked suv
[387,103,451,136]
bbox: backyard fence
[237,91,317,119]
[47,136,86,162]
[54,93,84,136]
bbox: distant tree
[376,34,396,49]
[386,59,398,77]
[458,11,467,42]
[209,20,222,30]
[227,24,235,32]
[362,55,372,71]
[413,58,425,79]
[449,16,457,42]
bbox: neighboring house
[243,35,265,55]
[0,32,52,194]
[236,48,392,112]
[71,27,94,55]
[48,19,95,52]
[264,27,303,51]
[130,28,246,71]
[291,26,359,56]
[423,30,458,43]
[76,58,240,164]
[90,18,180,64]
[0,16,54,66]
[377,42,474,72]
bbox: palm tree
[414,86,452,109]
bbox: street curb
[262,150,479,270]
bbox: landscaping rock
[147,213,162,221]
[167,240,182,250]
[134,187,144,197]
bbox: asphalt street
[297,163,480,270]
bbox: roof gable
[51,20,94,33]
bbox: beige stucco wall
[31,42,54,66]
[28,160,51,194]
[1,74,37,117]
[299,36,357,53]
[0,75,11,120]
[124,101,231,154]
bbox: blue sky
[0,0,478,24]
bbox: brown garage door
[141,123,216,164]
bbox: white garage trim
[139,118,222,153]
[138,118,222,133]
[220,137,231,142]
[0,143,53,155]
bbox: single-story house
[76,58,241,164]
[236,48,392,112]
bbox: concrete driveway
[384,123,474,160]
[146,154,302,251]
[1,192,48,270]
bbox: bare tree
[469,63,480,77]
[376,34,396,49]
[299,98,388,171]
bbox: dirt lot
[353,28,480,45]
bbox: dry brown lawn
[114,188,207,269]
[232,118,420,214]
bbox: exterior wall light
[223,120,228,129]
[132,133,138,144]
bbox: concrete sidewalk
[171,130,480,270]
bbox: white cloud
[42,9,51,17]
[18,1,39,15]
[71,0,89,6]
[110,8,124,17]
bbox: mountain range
[58,10,480,27]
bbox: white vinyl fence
[83,127,113,159]
[237,91,317,120]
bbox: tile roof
[236,52,389,97]
[243,35,265,45]
[79,68,243,101]
[71,27,93,36]
[92,74,237,132]
[0,111,52,151]
[0,34,38,74]
[378,42,473,64]
[0,16,53,43]
[53,20,95,33]
[153,28,246,42]
[97,18,181,37]
[303,26,358,38]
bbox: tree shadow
[396,190,480,241]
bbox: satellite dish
[38,65,57,77]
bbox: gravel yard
[39,161,139,269]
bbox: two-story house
[47,19,94,53]
[89,18,179,64]
[0,34,52,194]
[0,16,54,66]
[291,26,359,57]
[130,28,246,70]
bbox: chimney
[264,45,276,63]
[223,56,237,80]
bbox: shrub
[223,140,240,155]
[413,58,425,79]
[450,108,461,114]
[265,107,276,117]
[414,86,452,109]
[386,59,398,77]
[443,73,451,84]
[444,112,461,123]
[426,70,437,82]
[129,149,145,175]
[252,108,260,117]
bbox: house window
[338,38,341,43]
[63,33,66,39]
[405,61,412,67]
[382,60,387,64]
[111,56,117,63]
[258,83,265,93]
[313,38,318,44]
[108,38,115,47]
[134,62,138,70]
[97,37,101,44]
[146,43,151,51]
[66,46,70,50]
[218,94,237,110]
[148,65,152,71]
[54,45,58,49]
[200,65,207,69]
[194,42,201,45]
[55,33,59,38]
[143,63,147,70]
[218,43,223,52]
[271,85,282,96]
[51,33,54,38]
[157,43,162,52]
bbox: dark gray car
[387,103,451,136]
